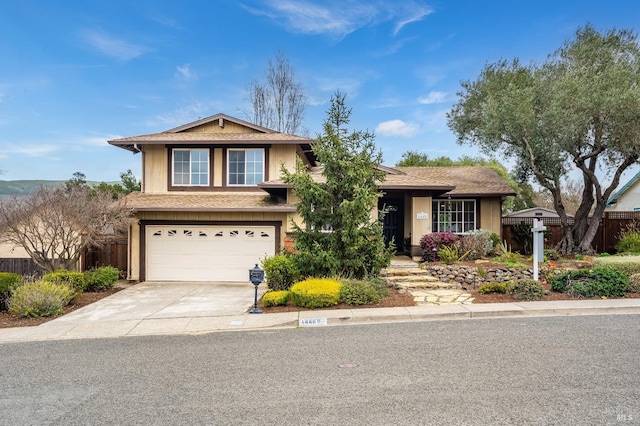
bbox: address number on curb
[299,317,328,327]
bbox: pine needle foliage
[282,91,393,278]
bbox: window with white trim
[432,199,476,233]
[228,149,264,185]
[173,149,209,186]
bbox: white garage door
[146,225,276,282]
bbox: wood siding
[479,197,502,235]
[142,144,297,194]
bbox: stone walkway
[383,256,475,306]
[409,288,474,305]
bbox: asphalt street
[1,314,639,425]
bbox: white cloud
[418,90,448,104]
[81,134,123,147]
[175,64,198,81]
[375,119,419,137]
[6,145,58,157]
[392,4,433,36]
[81,29,151,61]
[245,0,432,39]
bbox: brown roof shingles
[123,192,295,212]
[261,166,514,196]
[395,166,516,196]
[109,132,312,145]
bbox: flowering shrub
[9,280,75,317]
[419,232,459,262]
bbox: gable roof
[108,113,317,165]
[607,170,640,207]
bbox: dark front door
[381,204,403,252]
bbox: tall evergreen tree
[282,92,393,278]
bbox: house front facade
[109,114,515,282]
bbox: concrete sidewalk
[1,286,640,343]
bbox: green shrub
[290,278,342,309]
[84,266,120,291]
[8,280,75,317]
[627,273,640,293]
[593,255,640,277]
[489,232,501,253]
[616,232,640,254]
[262,290,290,307]
[496,241,524,264]
[262,254,300,291]
[340,280,383,305]
[551,268,628,298]
[477,282,508,294]
[506,279,545,300]
[42,270,87,293]
[0,272,23,311]
[438,245,470,265]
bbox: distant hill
[0,180,108,195]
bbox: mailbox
[249,264,265,285]
[249,264,264,314]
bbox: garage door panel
[146,225,276,282]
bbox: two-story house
[109,113,515,282]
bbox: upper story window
[228,148,264,186]
[432,199,476,233]
[173,149,209,186]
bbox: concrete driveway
[44,281,266,324]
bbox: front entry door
[382,205,403,252]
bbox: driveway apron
[41,282,265,325]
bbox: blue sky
[0,1,639,183]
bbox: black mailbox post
[249,264,264,314]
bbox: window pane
[228,149,263,186]
[173,149,208,186]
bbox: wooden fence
[0,238,128,276]
[0,258,39,276]
[82,238,128,273]
[502,211,640,253]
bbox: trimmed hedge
[290,278,342,309]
